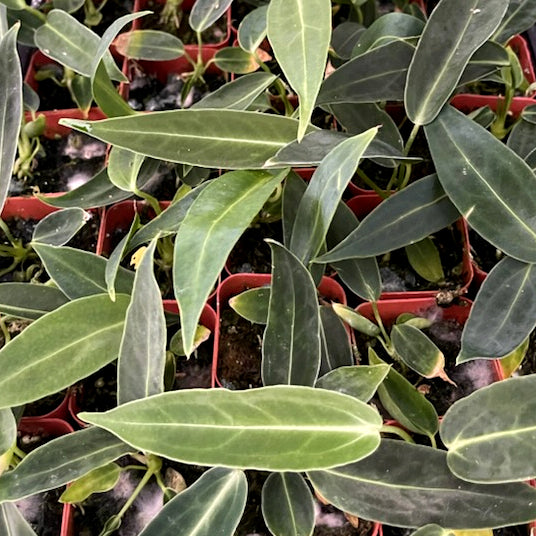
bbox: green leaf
[506,115,536,167]
[238,5,268,53]
[169,325,210,356]
[0,283,68,320]
[458,256,536,362]
[462,41,510,85]
[283,171,307,247]
[192,72,276,110]
[267,0,331,141]
[118,240,166,405]
[308,439,536,528]
[425,105,536,263]
[442,375,536,483]
[369,348,438,438]
[331,22,364,60]
[62,111,314,169]
[0,0,25,9]
[139,467,247,536]
[262,473,315,536]
[413,526,454,536]
[33,244,134,299]
[332,303,380,337]
[229,286,270,324]
[32,208,89,246]
[52,0,85,12]
[59,462,121,503]
[262,241,321,386]
[174,169,287,357]
[81,386,382,471]
[493,1,536,44]
[0,409,15,456]
[316,174,459,262]
[189,0,232,32]
[0,294,129,409]
[500,336,529,378]
[107,147,145,193]
[0,503,38,535]
[214,47,260,74]
[290,128,378,265]
[405,0,507,125]
[318,305,354,375]
[93,61,134,118]
[0,427,131,503]
[0,24,21,215]
[316,364,390,403]
[114,30,184,60]
[405,237,444,283]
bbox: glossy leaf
[214,47,259,74]
[462,41,509,85]
[0,294,129,409]
[506,115,536,168]
[262,473,315,536]
[369,348,438,438]
[332,303,380,337]
[139,467,247,536]
[0,427,131,503]
[107,147,144,192]
[262,241,321,386]
[33,244,134,299]
[238,5,268,53]
[405,0,507,125]
[229,286,270,324]
[267,0,331,140]
[316,364,389,403]
[62,111,314,169]
[405,237,444,283]
[425,105,536,263]
[331,22,364,60]
[0,409,15,455]
[283,171,307,247]
[192,72,276,110]
[0,283,68,320]
[32,208,89,246]
[114,30,184,60]
[80,386,382,471]
[53,0,85,12]
[0,503,37,536]
[174,169,287,356]
[189,0,232,32]
[316,174,459,262]
[500,337,529,378]
[59,462,121,503]
[318,305,354,375]
[290,128,377,265]
[494,1,536,44]
[442,375,536,483]
[93,61,134,118]
[458,256,536,362]
[0,24,21,215]
[308,439,536,528]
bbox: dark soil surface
[74,361,118,415]
[16,488,64,536]
[469,228,504,275]
[314,503,376,536]
[515,329,536,376]
[173,342,213,389]
[33,63,79,111]
[23,389,67,418]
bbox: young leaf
[261,473,315,536]
[262,241,321,386]
[0,283,68,320]
[441,375,536,483]
[138,467,247,536]
[32,208,89,246]
[405,0,507,125]
[79,386,383,471]
[238,5,268,53]
[59,462,121,503]
[118,239,166,405]
[0,503,38,536]
[500,337,529,378]
[318,305,354,375]
[0,409,15,456]
[214,47,260,74]
[114,30,184,60]
[405,237,444,283]
[93,61,134,118]
[229,286,270,324]
[425,105,536,263]
[174,169,287,356]
[308,439,536,528]
[267,0,331,141]
[332,303,380,337]
[189,0,232,33]
[331,21,364,61]
[107,147,145,193]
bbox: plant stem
[404,123,420,157]
[380,424,415,443]
[371,301,390,345]
[256,56,294,116]
[356,169,388,199]
[113,466,157,523]
[134,188,161,216]
[0,316,11,346]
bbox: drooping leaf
[80,386,383,471]
[229,286,270,324]
[32,208,89,246]
[441,375,536,483]
[214,47,260,74]
[425,105,536,263]
[405,0,507,125]
[0,427,131,503]
[107,147,145,192]
[175,169,288,356]
[93,61,134,118]
[318,305,354,376]
[262,241,321,386]
[493,1,536,44]
[405,237,444,283]
[308,439,536,528]
[0,294,129,409]
[0,283,68,320]
[0,503,38,535]
[267,0,331,140]
[262,473,315,536]
[139,467,247,536]
[0,409,15,456]
[458,256,536,363]
[238,5,268,53]
[114,30,184,60]
[59,462,121,503]
[189,0,232,32]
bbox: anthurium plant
[2,0,536,534]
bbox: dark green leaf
[0,283,68,320]
[331,21,363,60]
[238,5,268,53]
[113,30,184,60]
[319,305,354,376]
[189,0,232,33]
[0,503,38,535]
[214,47,259,74]
[229,286,270,324]
[405,237,444,283]
[494,1,536,43]
[32,208,89,246]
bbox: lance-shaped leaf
[0,427,131,503]
[318,305,354,376]
[442,375,536,483]
[0,23,21,216]
[308,439,536,528]
[405,237,444,283]
[369,348,438,438]
[118,240,166,405]
[33,244,134,299]
[332,303,380,337]
[290,128,377,265]
[493,1,536,44]
[425,105,536,263]
[174,169,288,356]
[0,294,129,409]
[331,21,364,60]
[316,364,390,403]
[229,286,270,324]
[405,0,507,125]
[59,462,121,503]
[262,242,321,386]
[458,256,536,363]
[189,0,232,32]
[93,61,134,118]
[114,30,184,60]
[32,208,89,246]
[262,473,315,536]
[214,47,260,74]
[107,146,145,192]
[0,409,15,456]
[316,175,459,263]
[0,503,37,536]
[238,5,268,53]
[80,386,382,471]
[507,115,536,169]
[139,467,247,536]
[61,111,314,169]
[267,0,331,141]
[0,283,68,320]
